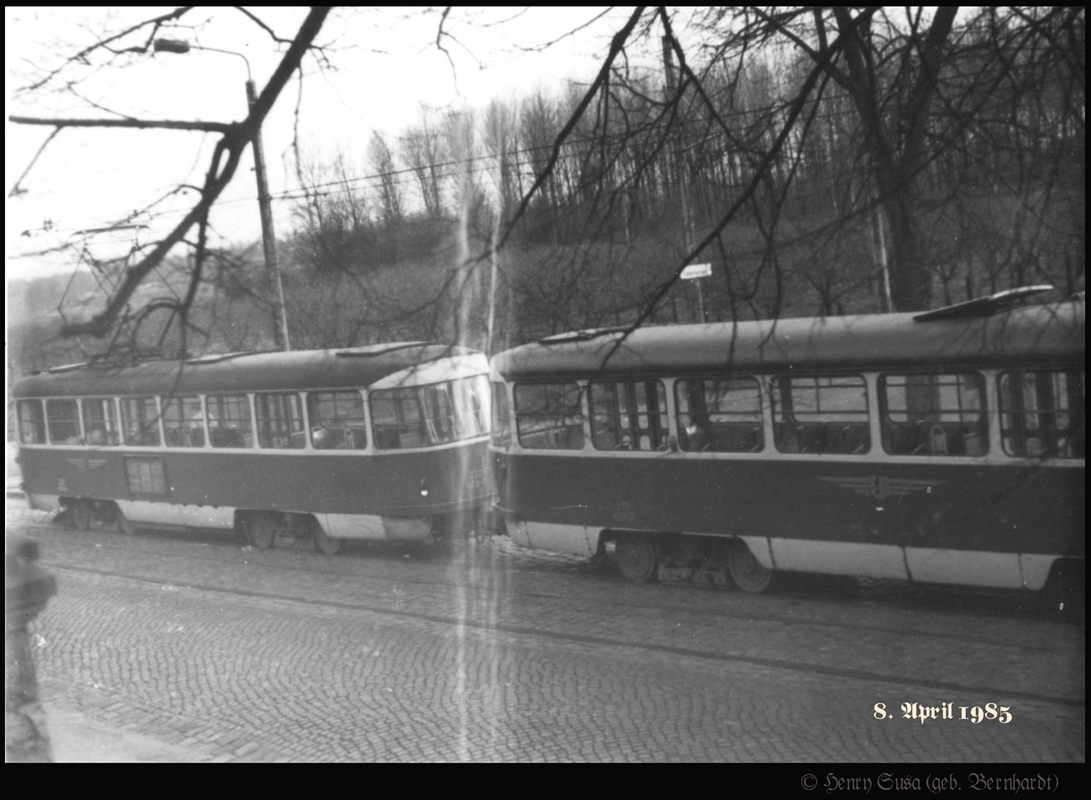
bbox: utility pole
[662,36,705,323]
[246,79,290,350]
[153,39,290,350]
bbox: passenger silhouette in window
[684,420,711,452]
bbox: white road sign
[680,262,712,280]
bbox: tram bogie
[600,531,741,587]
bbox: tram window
[451,376,489,439]
[256,393,306,449]
[162,396,205,448]
[120,397,162,447]
[81,398,119,446]
[999,371,1084,459]
[125,457,167,496]
[514,382,584,450]
[880,373,986,457]
[771,376,870,454]
[371,388,428,449]
[308,391,367,450]
[46,399,81,445]
[17,400,46,445]
[422,385,457,444]
[491,382,512,447]
[589,380,668,451]
[675,378,763,453]
[207,394,253,448]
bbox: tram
[489,289,1084,592]
[13,343,492,554]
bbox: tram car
[489,289,1084,592]
[13,343,492,554]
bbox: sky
[6,7,638,282]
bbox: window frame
[124,456,168,497]
[17,399,47,445]
[370,387,429,450]
[490,382,513,447]
[589,379,669,452]
[450,375,490,440]
[80,397,120,447]
[307,390,369,450]
[998,369,1084,459]
[370,376,491,451]
[46,398,82,445]
[206,394,254,449]
[674,376,764,453]
[513,381,585,451]
[119,396,163,447]
[421,383,457,444]
[879,372,988,457]
[770,374,871,455]
[161,395,207,448]
[255,392,306,450]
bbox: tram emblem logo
[818,475,942,501]
[65,457,108,472]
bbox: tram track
[22,516,1079,653]
[20,509,1084,708]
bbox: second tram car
[489,292,1084,592]
[13,343,492,554]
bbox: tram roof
[13,343,484,398]
[491,300,1085,380]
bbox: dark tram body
[13,344,492,553]
[489,297,1084,591]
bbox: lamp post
[154,38,291,351]
[662,35,706,324]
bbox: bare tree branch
[598,16,851,367]
[8,128,62,198]
[497,6,648,254]
[10,115,233,134]
[17,6,196,94]
[513,8,616,52]
[435,7,458,75]
[231,7,295,45]
[59,6,333,338]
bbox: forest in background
[8,7,1085,379]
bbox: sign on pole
[680,262,712,280]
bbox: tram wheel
[706,540,736,588]
[727,539,773,593]
[246,513,278,549]
[71,500,93,531]
[312,522,341,555]
[616,533,658,583]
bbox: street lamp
[154,38,291,351]
[661,36,706,324]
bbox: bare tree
[10,6,1083,360]
[368,132,404,228]
[488,6,1082,334]
[10,7,333,349]
[292,152,374,276]
[399,109,446,218]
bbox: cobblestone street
[7,0,1086,774]
[7,499,1085,763]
